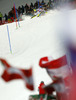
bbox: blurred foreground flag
[39,55,71,80]
[39,56,72,100]
[0,58,34,91]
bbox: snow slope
[0,9,76,100]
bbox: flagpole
[13,4,18,29]
[14,3,20,27]
[38,0,40,8]
[7,25,12,54]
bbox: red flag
[39,55,71,81]
[39,55,72,100]
[39,55,67,69]
[0,58,34,91]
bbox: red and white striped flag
[39,55,71,81]
[0,58,34,91]
[39,55,72,100]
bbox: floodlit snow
[0,9,76,100]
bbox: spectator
[34,1,38,9]
[0,12,3,24]
[41,0,45,6]
[30,2,34,8]
[29,6,33,12]
[10,17,14,22]
[18,6,21,16]
[25,4,29,14]
[4,13,8,22]
[21,5,24,15]
[38,81,46,94]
